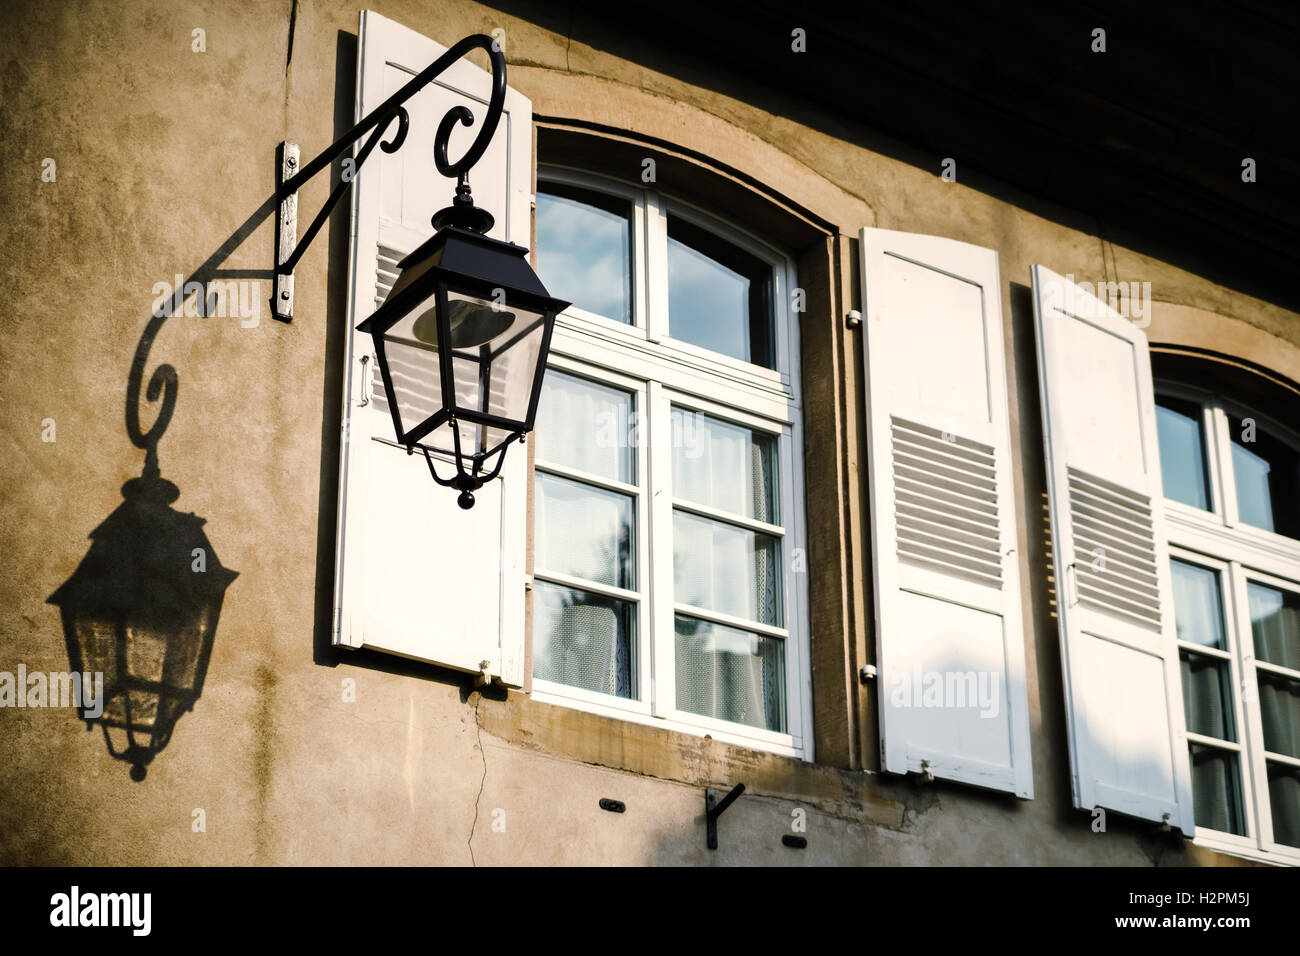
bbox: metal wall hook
[705,783,746,850]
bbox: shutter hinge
[846,309,862,328]
[859,664,877,683]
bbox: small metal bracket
[1160,811,1172,833]
[275,141,300,322]
[918,759,936,783]
[705,783,746,850]
[846,309,862,328]
[859,664,877,683]
[473,659,492,688]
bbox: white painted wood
[332,10,531,685]
[1032,264,1194,833]
[859,228,1033,797]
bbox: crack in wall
[285,0,298,74]
[467,693,487,866]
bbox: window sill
[1193,829,1300,866]
[480,686,908,830]
[530,681,804,759]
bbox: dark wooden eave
[491,0,1300,311]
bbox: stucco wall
[1,0,1290,865]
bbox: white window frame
[529,165,812,759]
[1158,378,1300,865]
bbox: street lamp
[274,34,566,508]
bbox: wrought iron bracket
[272,33,507,322]
[705,783,746,850]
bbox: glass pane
[536,183,632,323]
[534,370,635,483]
[1258,671,1300,759]
[1248,582,1300,671]
[1267,762,1300,848]
[1188,743,1246,835]
[1155,396,1211,510]
[670,408,777,522]
[533,581,635,699]
[1230,415,1300,538]
[667,215,774,368]
[674,615,785,732]
[535,472,634,590]
[673,511,781,626]
[1180,651,1237,741]
[1170,559,1227,650]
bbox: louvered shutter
[859,228,1033,797]
[331,11,531,685]
[1031,264,1194,833]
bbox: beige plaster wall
[1,0,1290,865]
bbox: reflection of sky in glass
[668,236,750,361]
[670,408,775,522]
[673,511,780,626]
[537,189,631,323]
[535,371,634,483]
[1233,441,1275,532]
[1156,399,1209,510]
[536,472,634,590]
[1170,559,1226,649]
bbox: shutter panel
[1031,264,1194,833]
[332,11,531,685]
[859,228,1034,797]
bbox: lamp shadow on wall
[43,150,280,783]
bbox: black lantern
[47,457,237,780]
[270,33,567,507]
[357,180,569,509]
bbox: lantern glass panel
[376,290,446,440]
[445,289,547,453]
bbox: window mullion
[645,191,669,344]
[1228,560,1275,851]
[1211,399,1242,530]
[647,381,676,717]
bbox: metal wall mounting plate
[275,141,299,322]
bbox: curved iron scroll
[127,34,508,460]
[275,32,507,277]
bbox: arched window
[1155,354,1300,861]
[528,165,809,756]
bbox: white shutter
[332,11,531,685]
[859,228,1033,797]
[1031,265,1194,833]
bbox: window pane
[535,472,634,590]
[674,615,785,732]
[1258,671,1300,760]
[1188,743,1246,835]
[1248,582,1300,671]
[670,408,777,522]
[534,371,634,483]
[536,182,632,323]
[1230,415,1300,538]
[1155,396,1211,510]
[667,215,774,368]
[673,511,781,626]
[1268,762,1300,848]
[1180,651,1237,741]
[533,581,635,699]
[1170,559,1227,650]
